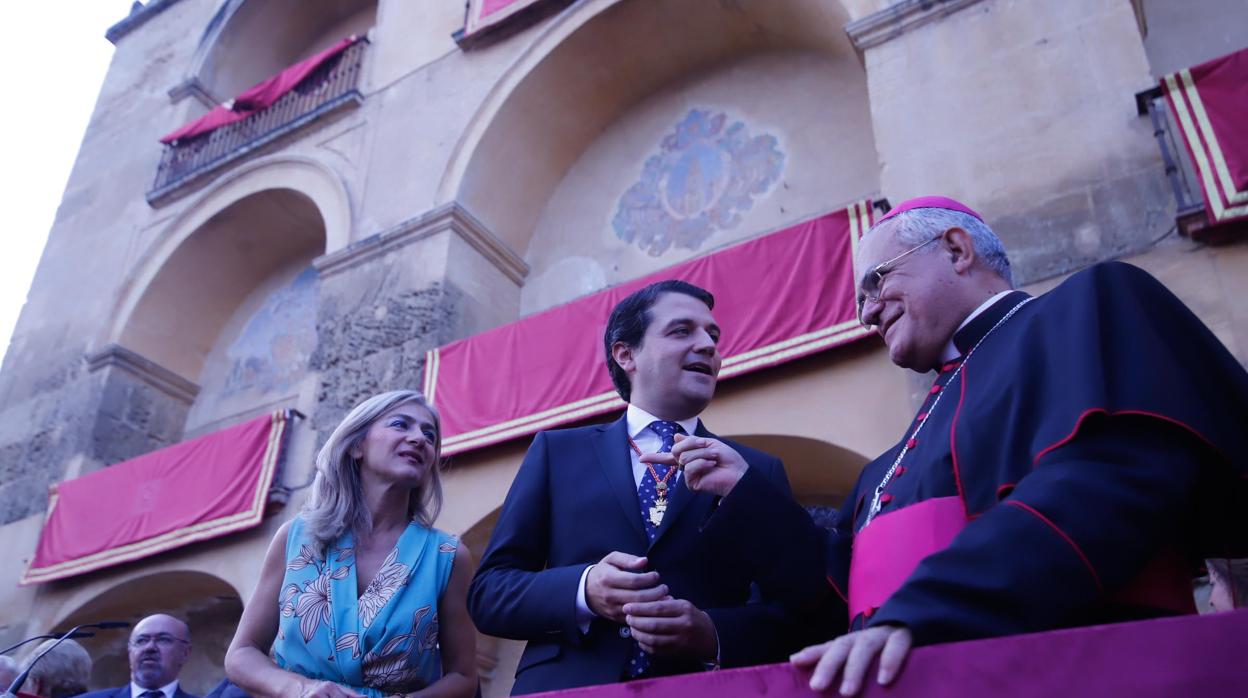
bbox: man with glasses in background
[79,615,199,698]
[685,196,1248,695]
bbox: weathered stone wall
[311,276,461,436]
[859,0,1170,286]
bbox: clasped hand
[586,551,717,660]
[639,433,748,497]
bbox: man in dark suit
[468,280,823,694]
[77,614,199,698]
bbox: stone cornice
[106,0,188,45]
[167,77,219,109]
[315,203,530,284]
[85,344,200,404]
[846,0,987,51]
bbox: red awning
[159,36,360,144]
[425,202,876,456]
[21,411,292,585]
[1162,46,1248,226]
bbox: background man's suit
[468,414,818,694]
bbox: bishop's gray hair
[303,390,444,556]
[869,207,1014,286]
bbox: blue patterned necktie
[626,419,685,679]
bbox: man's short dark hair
[603,279,715,402]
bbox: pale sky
[0,1,137,368]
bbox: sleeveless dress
[274,515,458,696]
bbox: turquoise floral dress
[274,516,458,696]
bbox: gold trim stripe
[20,411,289,585]
[848,202,861,261]
[424,348,441,405]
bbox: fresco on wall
[222,266,318,396]
[612,109,785,256]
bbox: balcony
[147,38,368,206]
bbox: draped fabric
[424,202,875,456]
[1162,46,1248,226]
[159,36,360,144]
[22,411,291,585]
[462,0,566,40]
[515,611,1248,698]
[274,516,458,696]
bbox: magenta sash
[848,496,966,620]
[847,495,1196,622]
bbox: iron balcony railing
[147,38,368,205]
[1136,86,1208,237]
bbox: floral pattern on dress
[358,547,411,630]
[274,519,458,696]
[282,544,351,642]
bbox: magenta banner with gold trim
[1163,46,1248,225]
[425,202,875,456]
[22,411,291,585]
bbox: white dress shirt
[130,680,179,698]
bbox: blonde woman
[227,391,476,698]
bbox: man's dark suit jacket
[467,415,825,695]
[77,685,200,698]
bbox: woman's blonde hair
[303,390,444,555]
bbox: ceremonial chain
[863,297,1034,528]
[629,436,678,526]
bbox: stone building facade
[0,0,1245,694]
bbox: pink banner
[160,36,360,144]
[1163,46,1248,225]
[463,0,562,40]
[425,203,875,456]
[22,411,291,584]
[525,610,1248,698]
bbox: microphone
[0,631,95,656]
[4,621,129,697]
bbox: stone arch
[49,571,242,695]
[183,0,378,104]
[111,194,326,392]
[441,0,874,279]
[106,155,349,381]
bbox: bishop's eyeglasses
[856,235,942,325]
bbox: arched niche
[50,571,242,696]
[115,187,326,393]
[445,0,877,312]
[188,0,378,104]
[726,434,869,509]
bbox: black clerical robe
[813,261,1248,645]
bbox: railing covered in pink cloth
[529,610,1248,698]
[21,411,293,585]
[1162,46,1248,230]
[148,37,366,203]
[424,202,876,456]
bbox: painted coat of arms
[613,109,785,256]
